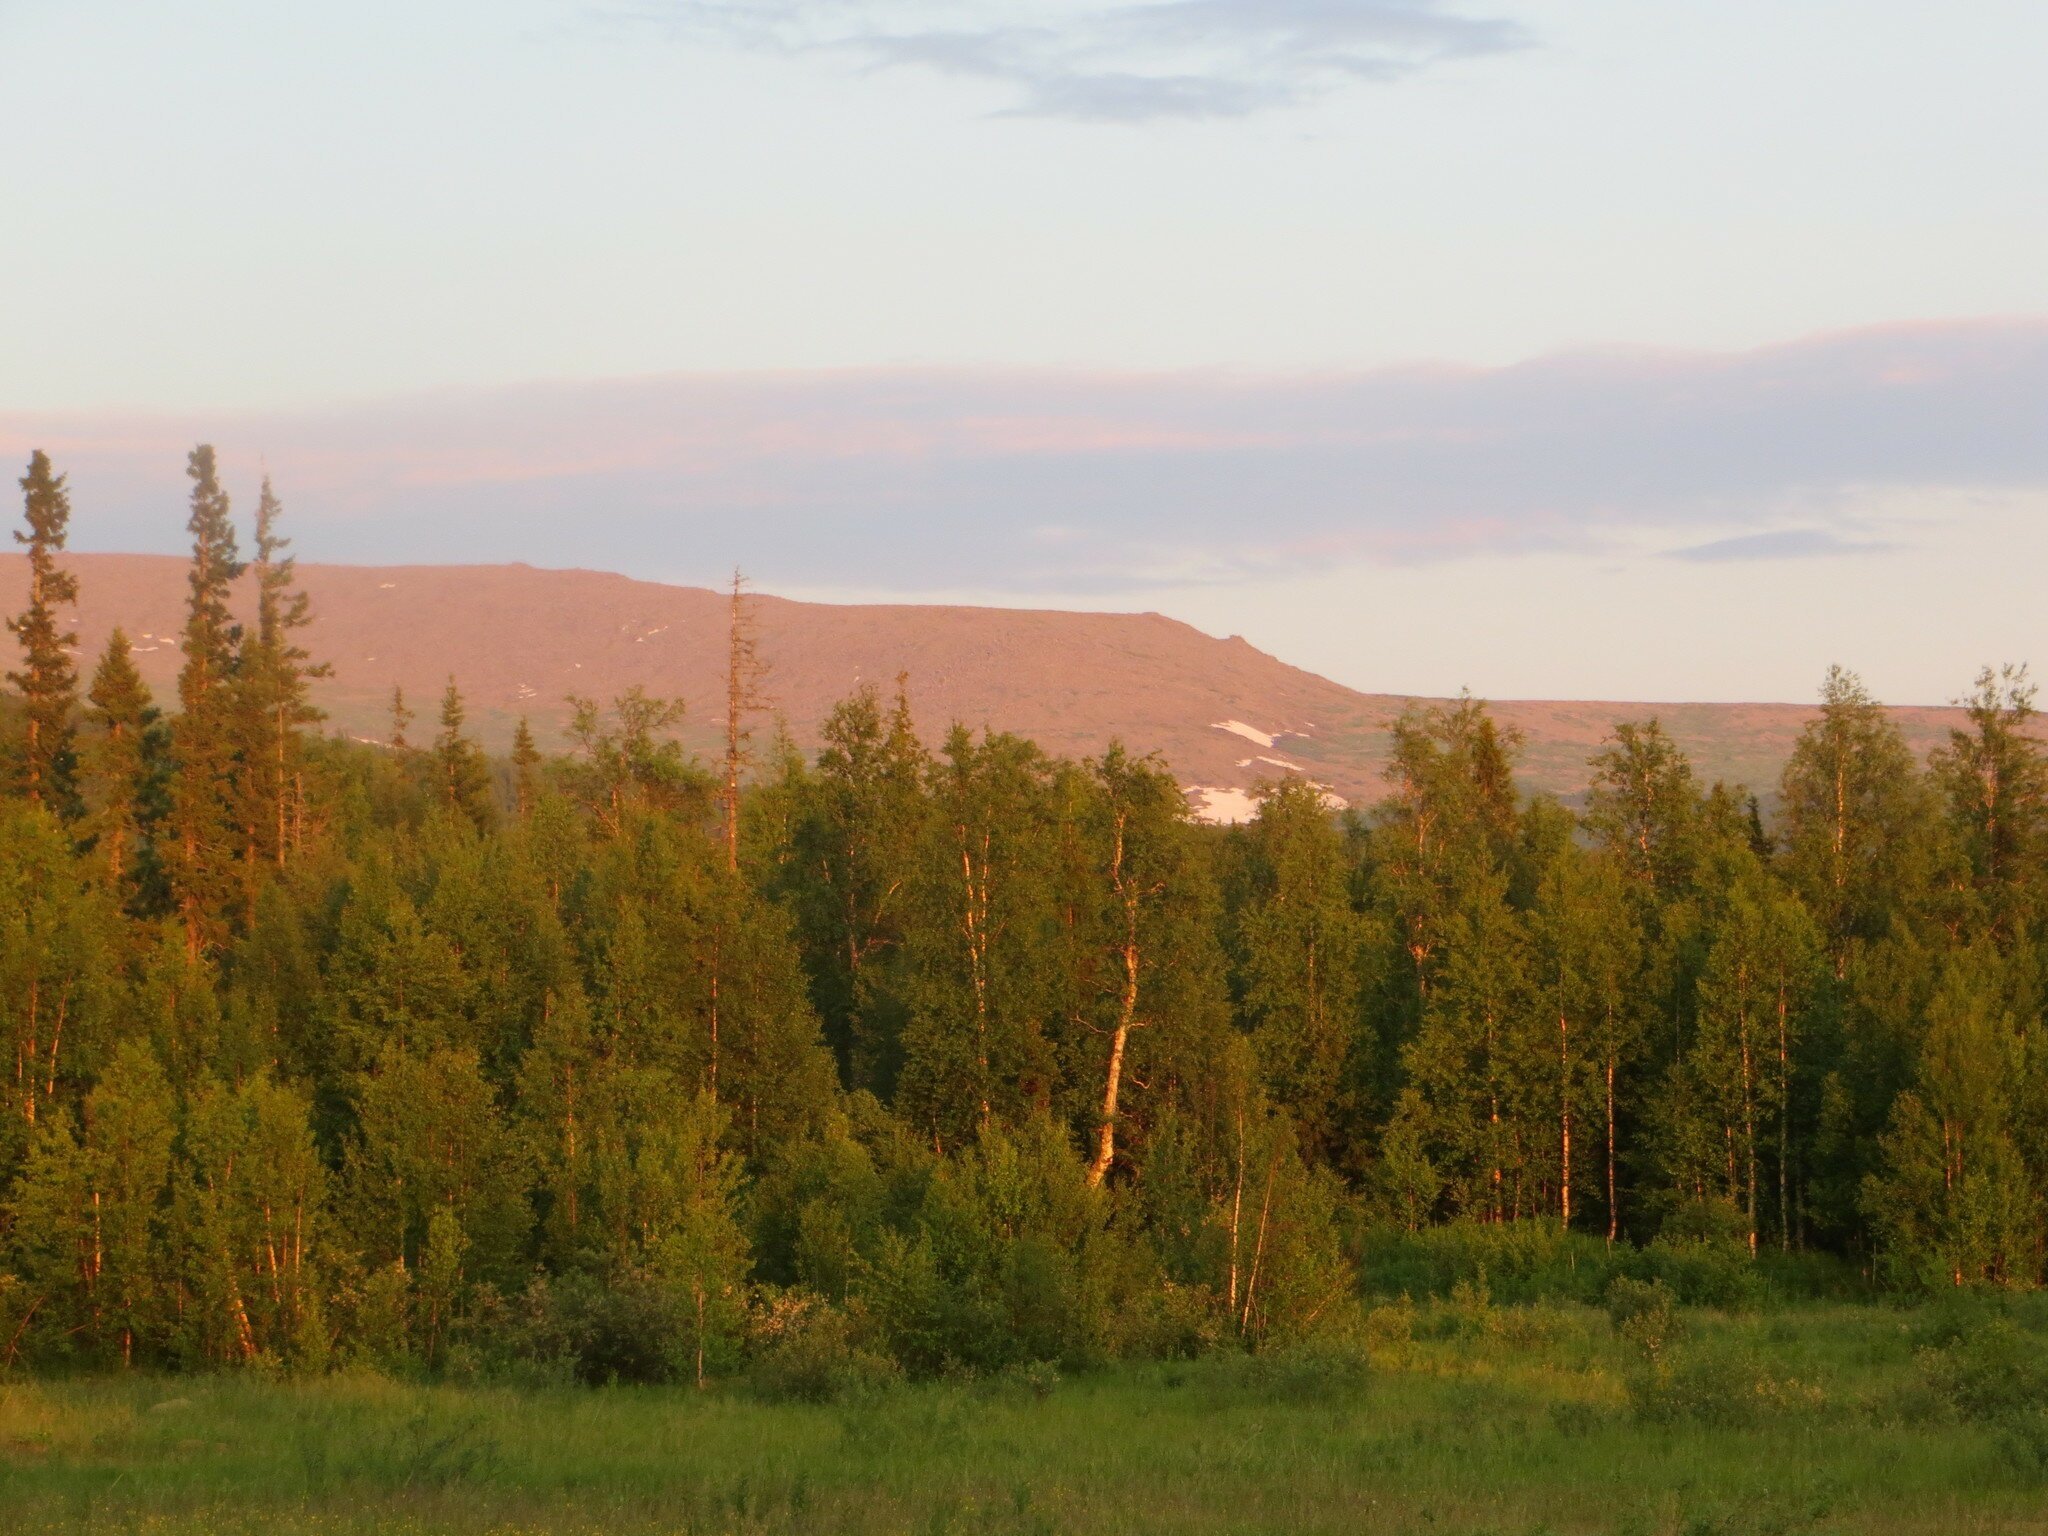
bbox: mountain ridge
[1,552,1979,817]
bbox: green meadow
[6,1297,2045,1536]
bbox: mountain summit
[3,553,1971,817]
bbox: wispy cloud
[6,318,2046,596]
[603,1,1532,121]
[1669,528,1893,563]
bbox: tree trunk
[1777,984,1792,1252]
[1087,811,1141,1188]
[1605,1042,1619,1244]
[1559,999,1573,1230]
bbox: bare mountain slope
[4,553,1973,815]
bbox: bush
[1884,1316,2048,1483]
[1363,1296,1416,1356]
[747,1290,900,1404]
[1356,1219,1625,1305]
[1605,1276,1680,1361]
[516,1268,684,1386]
[1906,1319,2048,1424]
[1441,1275,1495,1338]
[1628,1347,1753,1427]
[1486,1300,1574,1348]
[1636,1203,1763,1311]
[1627,1342,1823,1427]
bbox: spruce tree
[720,568,769,871]
[434,677,494,828]
[7,451,81,811]
[511,716,541,817]
[77,630,162,896]
[388,684,413,752]
[236,476,328,888]
[167,445,245,960]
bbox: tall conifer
[167,444,245,960]
[388,684,414,752]
[720,569,769,872]
[236,475,328,891]
[434,677,493,828]
[78,630,161,897]
[7,451,81,810]
[511,717,541,817]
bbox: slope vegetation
[5,553,1972,813]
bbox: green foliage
[747,1287,902,1402]
[432,679,494,830]
[8,473,2048,1400]
[165,444,247,959]
[77,629,167,901]
[7,450,80,810]
[1605,1274,1680,1359]
[1625,1338,1824,1428]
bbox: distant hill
[1,553,1975,819]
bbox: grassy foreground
[2,1301,2044,1536]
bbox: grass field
[3,1299,2044,1535]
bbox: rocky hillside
[3,554,1974,818]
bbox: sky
[2,0,2044,704]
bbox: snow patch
[1188,781,1349,824]
[1186,786,1262,825]
[1212,720,1276,748]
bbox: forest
[2,441,2046,1405]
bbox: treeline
[1,446,2045,1385]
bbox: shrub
[1627,1342,1823,1427]
[1908,1319,2048,1424]
[517,1268,683,1386]
[1636,1203,1763,1311]
[1438,1275,1495,1338]
[1997,1408,2048,1481]
[1355,1219,1625,1305]
[1487,1300,1573,1348]
[747,1290,901,1404]
[1605,1276,1680,1362]
[1363,1296,1416,1356]
[1628,1346,1755,1427]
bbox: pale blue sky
[3,1,2045,702]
